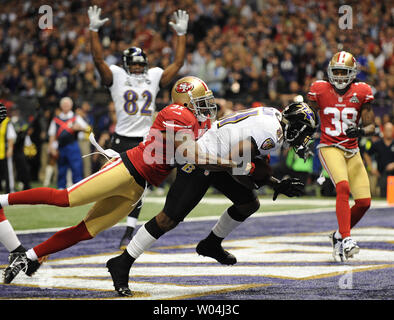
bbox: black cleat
[3,252,29,284]
[25,256,47,277]
[106,256,133,297]
[196,238,237,265]
[119,227,134,250]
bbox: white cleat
[329,232,344,262]
[342,237,360,260]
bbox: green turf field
[3,191,338,231]
[4,182,389,231]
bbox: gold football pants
[66,158,144,237]
[318,146,371,200]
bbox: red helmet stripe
[193,77,208,91]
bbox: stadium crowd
[0,0,393,197]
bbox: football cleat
[106,256,133,297]
[342,237,360,259]
[329,232,344,262]
[25,255,49,277]
[196,238,237,265]
[3,252,29,284]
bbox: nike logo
[173,111,182,115]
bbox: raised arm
[159,10,188,87]
[88,5,113,87]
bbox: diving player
[307,51,375,261]
[2,77,237,285]
[88,5,189,248]
[106,101,319,296]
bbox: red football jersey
[307,80,374,149]
[125,103,211,186]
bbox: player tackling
[106,101,318,296]
[0,76,242,285]
[307,51,375,261]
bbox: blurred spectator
[47,97,88,189]
[364,122,394,198]
[0,0,392,190]
[0,112,16,193]
[10,107,32,190]
[77,102,94,178]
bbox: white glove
[168,10,189,36]
[88,5,109,32]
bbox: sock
[351,198,371,228]
[7,188,69,207]
[126,216,138,229]
[33,221,92,258]
[0,210,22,252]
[123,226,135,238]
[26,248,38,261]
[334,230,342,240]
[335,181,351,239]
[212,209,243,239]
[126,224,157,259]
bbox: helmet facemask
[327,66,357,90]
[281,102,318,157]
[284,123,315,155]
[188,91,217,122]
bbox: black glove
[345,126,365,138]
[295,145,314,162]
[0,103,7,123]
[272,177,305,201]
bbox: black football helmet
[122,47,148,75]
[281,102,319,156]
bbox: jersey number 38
[324,107,357,136]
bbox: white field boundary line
[14,199,392,235]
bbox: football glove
[345,125,365,138]
[272,177,304,201]
[88,5,109,32]
[168,10,189,36]
[0,103,7,123]
[295,144,314,162]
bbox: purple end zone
[0,207,393,299]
